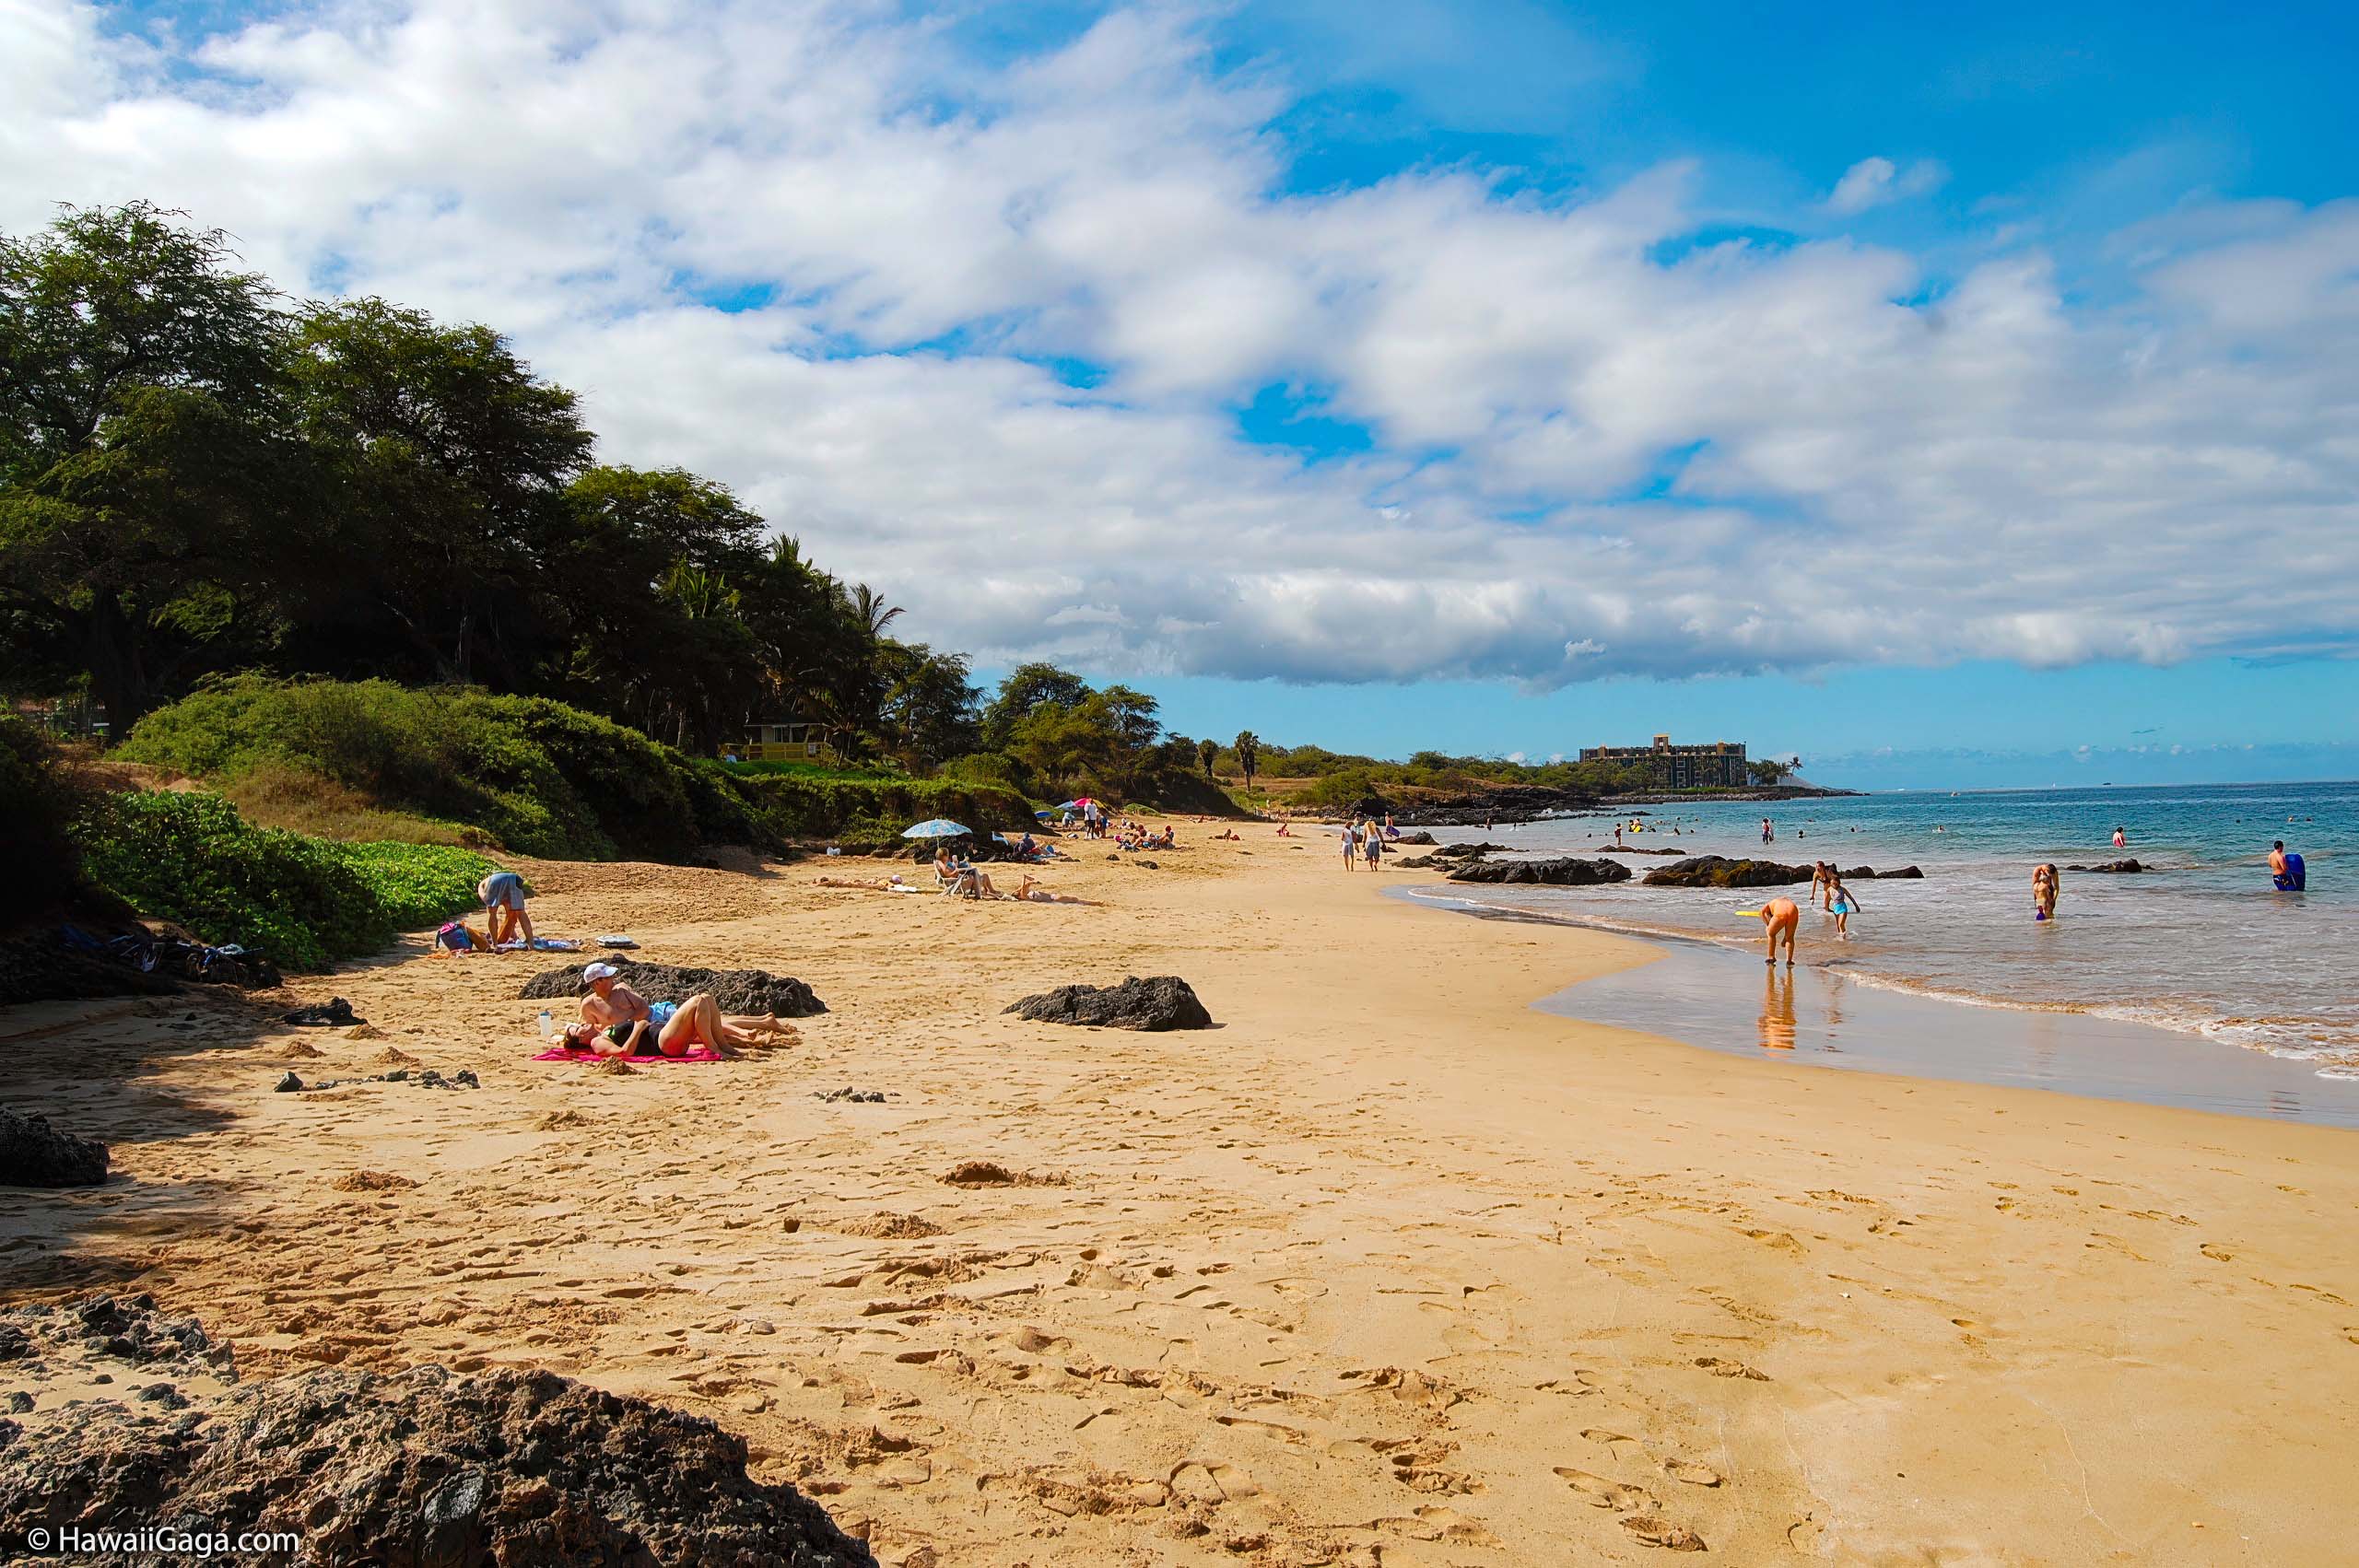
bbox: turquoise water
[1402,781,2359,1074]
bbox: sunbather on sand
[560,994,795,1058]
[1014,875,1097,905]
[816,874,910,891]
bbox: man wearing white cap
[580,962,672,1035]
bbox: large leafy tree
[0,204,304,727]
[279,297,593,689]
[980,661,1093,751]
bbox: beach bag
[436,921,474,952]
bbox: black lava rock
[1641,856,1815,889]
[0,1349,874,1567]
[1447,857,1632,886]
[2065,860,2144,873]
[518,958,827,1018]
[1005,976,1215,1032]
[0,1108,109,1188]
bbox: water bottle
[537,1009,553,1038]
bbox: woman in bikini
[561,994,796,1058]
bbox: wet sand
[1400,891,2359,1127]
[3,837,2356,1564]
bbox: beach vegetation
[70,790,494,970]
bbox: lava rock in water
[1391,830,1438,846]
[2065,860,2144,873]
[1005,976,1215,1032]
[0,1351,874,1568]
[1641,856,1815,889]
[518,958,827,1018]
[1446,857,1632,886]
[0,1107,109,1188]
[1842,864,1922,880]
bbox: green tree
[980,662,1093,751]
[1233,730,1261,789]
[0,203,301,728]
[1198,736,1217,778]
[281,296,593,689]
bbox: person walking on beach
[1365,824,1384,871]
[1759,896,1800,966]
[1827,872,1861,940]
[1342,819,1362,872]
[2032,863,2060,921]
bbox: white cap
[582,962,620,982]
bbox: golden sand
[3,837,2355,1563]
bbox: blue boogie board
[2274,852,2306,891]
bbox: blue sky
[12,0,2357,787]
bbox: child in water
[1826,873,1861,939]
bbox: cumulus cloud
[2,0,2353,689]
[1825,155,1948,214]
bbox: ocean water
[1397,781,2359,1076]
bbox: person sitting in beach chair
[933,847,998,898]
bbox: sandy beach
[5,837,2355,1565]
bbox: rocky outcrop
[0,1297,874,1568]
[1447,857,1632,886]
[1642,856,1814,889]
[519,958,827,1017]
[1005,976,1214,1031]
[1852,864,1922,879]
[0,1108,109,1188]
[1391,787,1601,826]
[2065,860,2144,873]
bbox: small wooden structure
[725,721,839,765]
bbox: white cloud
[2,0,2353,689]
[1825,155,1948,215]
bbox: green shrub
[73,791,493,970]
[117,676,1039,860]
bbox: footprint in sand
[1620,1515,1707,1551]
[1661,1457,1724,1488]
[1693,1356,1770,1381]
[1555,1467,1655,1512]
[2201,1243,2236,1263]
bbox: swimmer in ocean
[1759,895,1800,966]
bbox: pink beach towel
[533,1047,723,1063]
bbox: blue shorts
[648,1000,677,1028]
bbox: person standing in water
[1826,872,1861,939]
[2271,840,2306,891]
[1759,895,1800,965]
[2032,863,2060,921]
[1760,817,1774,844]
[1809,860,1835,910]
[2112,825,2127,850]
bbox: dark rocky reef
[1387,787,1602,826]
[2064,860,2144,873]
[519,958,827,1017]
[1005,976,1214,1031]
[1640,856,1925,889]
[0,1107,110,1188]
[1446,857,1632,886]
[0,1296,874,1568]
[1642,856,1815,889]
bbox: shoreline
[1391,883,2359,1124]
[3,840,2355,1562]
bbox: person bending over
[1759,896,1800,966]
[477,870,535,948]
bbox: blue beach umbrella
[902,818,971,839]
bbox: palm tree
[1233,731,1261,790]
[1198,737,1217,778]
[849,582,905,639]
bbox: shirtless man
[1759,896,1800,966]
[580,961,658,1031]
